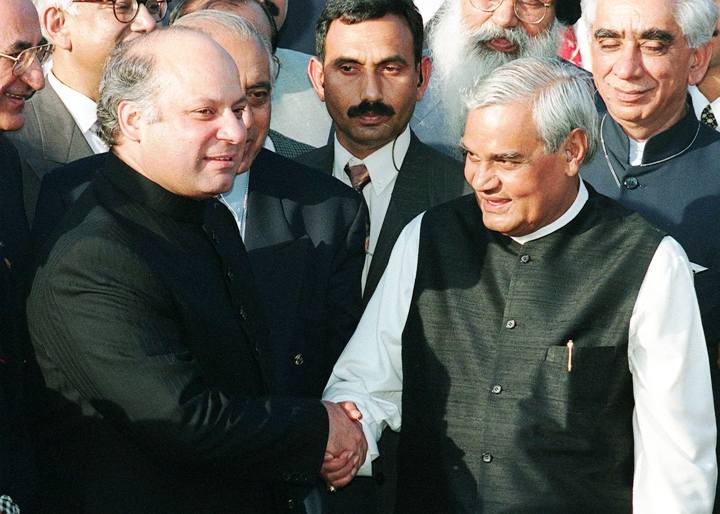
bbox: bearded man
[411,0,581,158]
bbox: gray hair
[175,9,277,82]
[95,30,186,147]
[464,57,598,161]
[582,0,718,49]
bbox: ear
[44,7,72,50]
[688,42,713,86]
[117,100,144,143]
[308,56,326,102]
[562,128,588,177]
[416,55,432,102]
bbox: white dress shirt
[332,126,410,291]
[689,85,720,133]
[323,181,717,513]
[218,171,250,240]
[48,72,108,154]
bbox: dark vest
[396,187,663,513]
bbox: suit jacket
[242,148,365,398]
[6,83,93,227]
[268,128,315,160]
[28,153,330,513]
[296,131,470,301]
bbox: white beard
[427,1,561,145]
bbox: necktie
[344,163,371,253]
[702,104,718,129]
[344,163,371,192]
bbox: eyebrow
[492,151,524,160]
[247,81,272,91]
[6,37,48,53]
[593,28,675,44]
[331,54,410,68]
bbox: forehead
[325,14,414,59]
[593,0,682,37]
[156,44,243,105]
[0,0,42,52]
[464,102,541,152]
[213,32,270,82]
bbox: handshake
[321,401,368,489]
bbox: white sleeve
[630,236,717,513]
[322,213,424,476]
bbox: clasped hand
[321,401,367,488]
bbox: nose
[491,0,520,28]
[20,57,45,92]
[242,105,254,133]
[612,44,645,81]
[131,3,158,31]
[360,70,383,103]
[464,159,500,192]
[218,108,247,146]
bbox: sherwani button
[505,319,516,329]
[294,354,304,366]
[624,177,639,189]
[491,385,502,394]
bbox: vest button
[624,176,639,189]
[482,453,493,463]
[294,354,304,366]
[505,319,516,329]
[226,269,234,282]
[491,385,502,394]
[520,254,530,263]
[287,499,296,509]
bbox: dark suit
[0,136,38,510]
[6,83,94,227]
[28,153,330,513]
[243,148,365,398]
[269,129,315,159]
[296,130,470,301]
[296,131,470,513]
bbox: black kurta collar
[97,151,205,224]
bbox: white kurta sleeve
[323,213,424,475]
[630,236,717,513]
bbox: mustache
[469,23,532,53]
[347,101,395,118]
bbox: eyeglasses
[73,0,168,23]
[0,43,54,76]
[468,0,552,24]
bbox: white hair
[175,9,277,84]
[582,0,718,49]
[464,56,599,161]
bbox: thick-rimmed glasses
[0,43,54,76]
[468,0,552,24]
[73,0,168,23]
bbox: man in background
[7,0,159,226]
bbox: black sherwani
[28,153,329,513]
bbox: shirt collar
[48,71,98,134]
[333,125,411,195]
[511,180,588,245]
